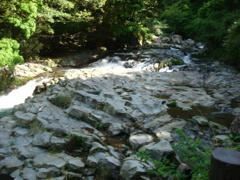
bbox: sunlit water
[0,78,51,116]
[0,48,198,117]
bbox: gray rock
[33,153,67,168]
[232,107,240,116]
[143,114,172,130]
[230,116,240,135]
[37,167,60,179]
[139,140,173,161]
[120,155,152,180]
[89,142,107,155]
[0,157,24,172]
[14,111,36,127]
[68,158,85,171]
[192,116,209,126]
[108,123,125,136]
[33,132,53,147]
[97,156,121,179]
[171,35,183,44]
[154,121,186,142]
[21,167,37,180]
[129,132,154,149]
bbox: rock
[161,37,171,43]
[21,167,37,180]
[37,167,61,179]
[209,121,230,134]
[14,111,36,128]
[212,135,231,146]
[129,132,154,149]
[154,121,186,142]
[171,35,183,44]
[192,116,209,126]
[232,107,240,116]
[108,123,125,136]
[139,140,173,161]
[230,116,240,135]
[143,114,172,130]
[97,156,121,179]
[120,155,152,180]
[67,158,85,171]
[89,142,107,155]
[0,157,24,173]
[32,132,53,147]
[33,153,67,169]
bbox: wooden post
[209,147,240,180]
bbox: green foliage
[50,94,72,109]
[223,19,240,69]
[168,101,177,107]
[160,0,240,69]
[136,150,186,179]
[0,38,24,68]
[64,134,86,152]
[173,128,212,180]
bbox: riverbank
[1,37,240,179]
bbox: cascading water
[89,48,195,72]
[0,78,50,117]
[0,47,199,117]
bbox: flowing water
[0,78,51,118]
[0,47,235,127]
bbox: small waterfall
[0,78,50,114]
[183,54,191,65]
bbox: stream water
[0,47,235,127]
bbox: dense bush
[0,38,24,68]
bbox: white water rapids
[0,48,195,112]
[0,78,51,113]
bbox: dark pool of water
[0,174,13,180]
[168,106,235,128]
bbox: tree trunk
[209,147,240,180]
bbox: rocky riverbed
[1,37,240,179]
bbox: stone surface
[129,132,154,149]
[193,116,209,126]
[1,46,240,179]
[140,140,173,161]
[120,155,152,180]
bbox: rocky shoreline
[1,36,240,179]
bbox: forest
[0,0,240,69]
